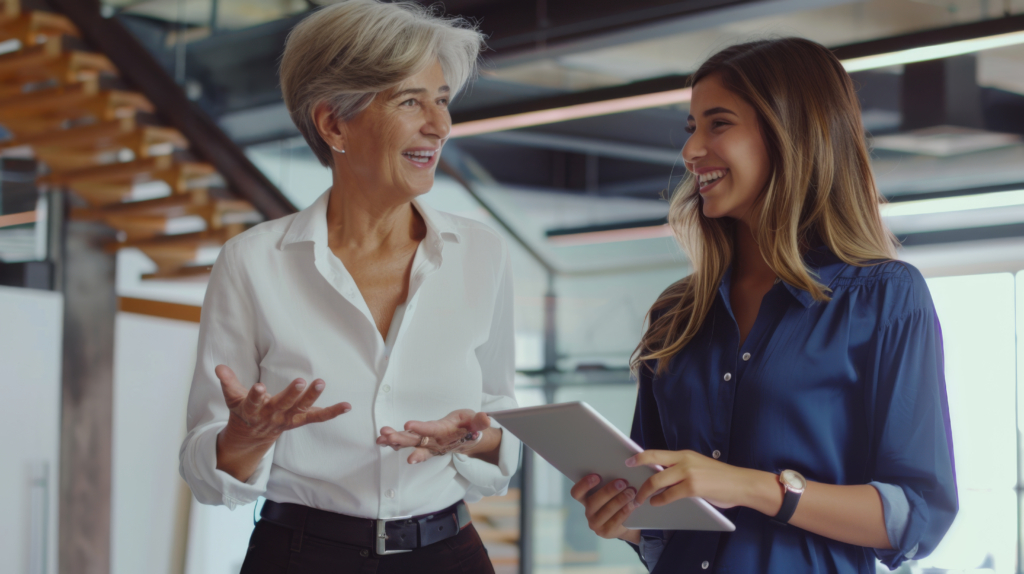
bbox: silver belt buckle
[376,516,413,555]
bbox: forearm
[216,420,276,482]
[465,427,502,465]
[743,470,892,549]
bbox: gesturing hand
[376,409,491,464]
[217,364,352,446]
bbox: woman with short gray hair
[179,1,519,571]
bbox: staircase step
[40,157,215,195]
[71,189,211,220]
[0,36,116,86]
[0,11,79,44]
[119,224,245,250]
[24,124,190,171]
[119,224,245,273]
[141,264,213,282]
[72,191,256,233]
[0,81,154,136]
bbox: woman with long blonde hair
[569,38,957,573]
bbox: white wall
[111,312,199,574]
[0,285,62,574]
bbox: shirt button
[386,489,396,499]
[742,352,751,361]
[712,450,721,459]
[702,560,710,569]
[723,372,732,381]
[382,384,391,393]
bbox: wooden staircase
[0,1,262,280]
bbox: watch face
[780,469,806,491]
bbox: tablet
[490,401,735,531]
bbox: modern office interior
[1,0,1023,573]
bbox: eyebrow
[391,85,451,100]
[686,107,738,121]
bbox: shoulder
[435,210,509,261]
[218,213,299,265]
[834,259,934,320]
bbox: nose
[681,127,705,167]
[422,103,450,141]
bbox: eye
[400,98,418,107]
[684,125,696,134]
[711,120,730,129]
[437,97,449,108]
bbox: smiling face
[682,74,772,227]
[335,60,451,200]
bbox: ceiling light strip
[842,30,1024,72]
[881,188,1024,218]
[450,88,692,138]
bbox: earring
[332,146,345,154]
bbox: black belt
[260,499,472,556]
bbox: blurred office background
[1,0,1024,573]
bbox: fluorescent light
[450,88,692,138]
[547,223,673,246]
[882,188,1024,218]
[842,30,1024,72]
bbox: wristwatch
[773,469,806,524]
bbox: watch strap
[773,482,801,524]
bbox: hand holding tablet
[489,402,735,531]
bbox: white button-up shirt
[179,190,520,518]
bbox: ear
[311,101,347,153]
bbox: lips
[697,169,728,193]
[402,148,438,168]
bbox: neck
[326,170,425,253]
[732,220,776,284]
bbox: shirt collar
[280,188,463,249]
[718,245,845,309]
[781,245,845,308]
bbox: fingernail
[295,380,306,391]
[625,456,637,467]
[629,500,639,510]
[625,487,636,499]
[588,475,600,486]
[314,382,325,391]
[614,479,627,490]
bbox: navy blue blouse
[629,248,957,573]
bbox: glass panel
[899,273,1019,573]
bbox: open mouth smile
[402,149,438,168]
[698,169,728,193]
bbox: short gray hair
[280,0,485,167]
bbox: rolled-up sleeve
[869,305,958,569]
[452,242,521,500]
[178,245,272,509]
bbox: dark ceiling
[114,0,1024,205]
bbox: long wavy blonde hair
[634,38,898,375]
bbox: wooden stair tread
[72,191,255,224]
[141,264,213,282]
[0,37,117,84]
[118,224,244,250]
[0,11,79,43]
[0,82,154,132]
[40,155,175,185]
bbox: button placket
[701,560,710,569]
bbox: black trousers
[240,518,496,574]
